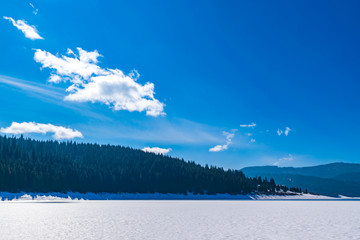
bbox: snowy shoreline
[0,192,359,201]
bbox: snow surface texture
[0,191,350,201]
[0,201,359,239]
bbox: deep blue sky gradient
[0,0,359,168]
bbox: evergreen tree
[0,135,300,194]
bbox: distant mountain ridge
[241,162,360,197]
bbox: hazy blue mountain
[333,172,360,184]
[241,163,360,197]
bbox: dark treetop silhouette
[0,135,301,194]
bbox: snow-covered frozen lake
[0,200,359,239]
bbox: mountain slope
[241,163,360,197]
[0,135,283,195]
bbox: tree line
[0,135,302,194]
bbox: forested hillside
[0,135,292,194]
[242,163,360,197]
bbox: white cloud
[142,147,172,155]
[209,144,228,152]
[209,129,237,152]
[246,133,253,136]
[49,74,62,83]
[249,139,256,143]
[29,3,38,15]
[273,154,294,166]
[34,48,105,80]
[240,122,256,128]
[3,16,43,40]
[64,70,164,117]
[0,122,83,140]
[284,127,291,136]
[34,48,165,117]
[282,154,294,161]
[277,127,291,136]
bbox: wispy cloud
[209,129,237,152]
[249,139,256,143]
[240,122,256,128]
[284,127,291,136]
[277,127,291,136]
[142,147,172,155]
[3,16,43,40]
[29,3,38,15]
[0,122,83,140]
[79,117,224,145]
[273,154,294,166]
[0,75,110,121]
[34,48,165,117]
[0,75,63,99]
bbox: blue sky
[1,0,359,168]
